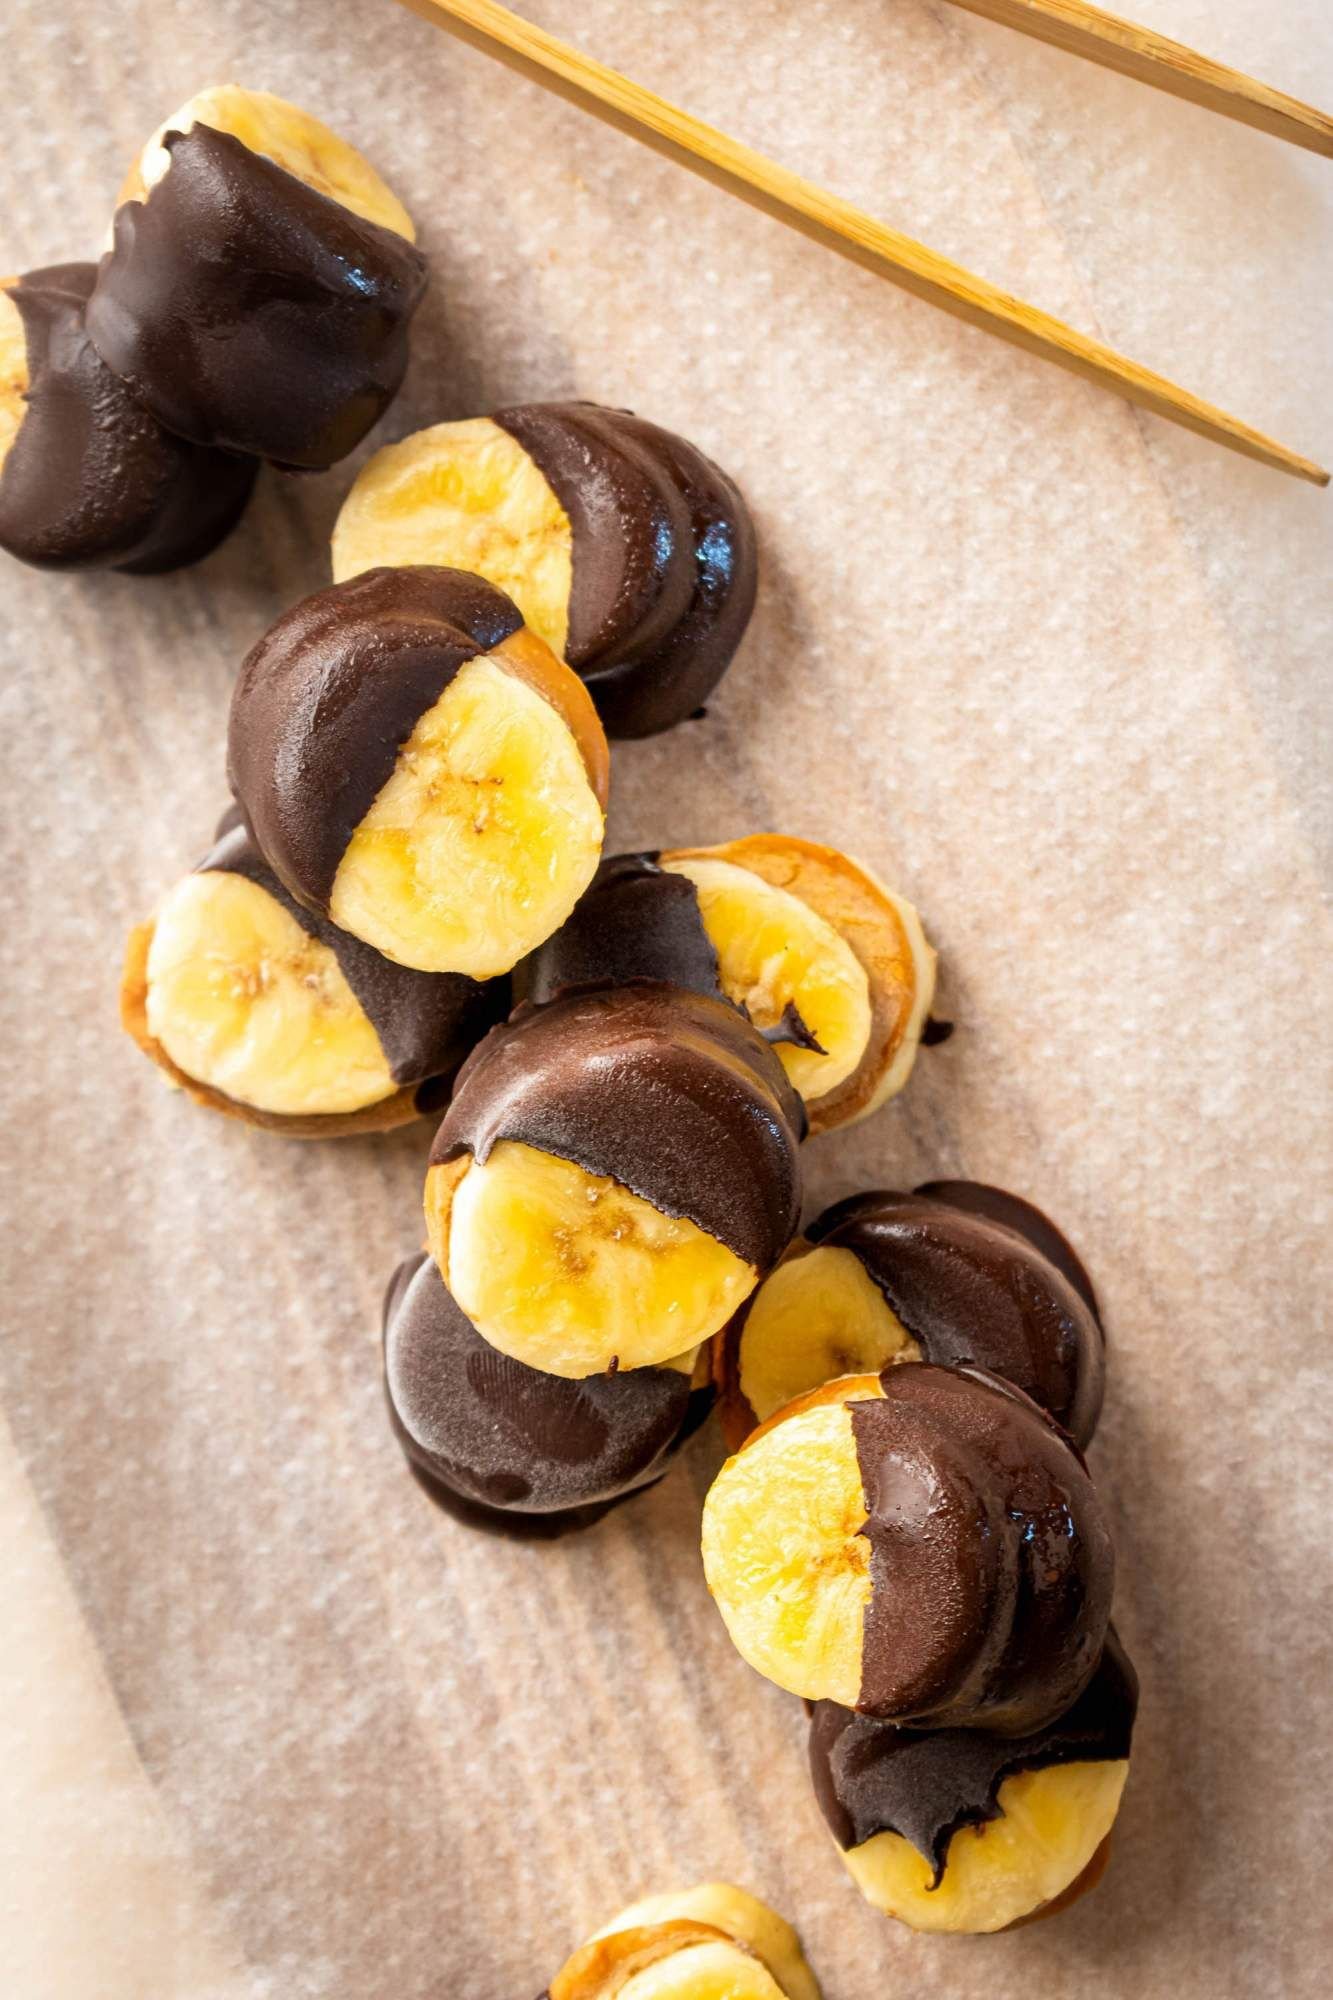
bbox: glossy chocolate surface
[849,1364,1114,1733]
[432,985,806,1268]
[200,820,506,1091]
[808,1183,1105,1446]
[0,263,255,573]
[494,403,756,737]
[227,565,524,914]
[809,1630,1137,1880]
[87,124,427,468]
[519,852,726,1008]
[384,1254,712,1527]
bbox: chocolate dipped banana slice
[715,1180,1104,1450]
[121,814,506,1135]
[87,87,426,468]
[228,566,609,978]
[332,403,757,736]
[384,1253,712,1531]
[0,264,255,572]
[425,986,805,1378]
[809,1631,1137,1933]
[544,1884,821,2000]
[523,838,935,1133]
[701,1364,1113,1732]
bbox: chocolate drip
[87,124,427,468]
[383,1254,711,1528]
[809,1187,1104,1446]
[849,1365,1113,1733]
[431,985,806,1268]
[0,263,255,573]
[493,403,756,737]
[520,852,726,1008]
[809,1630,1137,1881]
[227,566,524,912]
[200,820,506,1087]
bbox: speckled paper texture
[1,3,1330,1996]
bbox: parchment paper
[1,3,1330,1996]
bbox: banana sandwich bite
[715,1180,1104,1449]
[87,86,427,468]
[809,1630,1137,1932]
[701,1363,1113,1733]
[332,402,757,736]
[0,263,255,572]
[523,838,935,1134]
[541,1883,821,2000]
[424,985,806,1379]
[227,565,609,979]
[122,812,506,1135]
[383,1253,713,1532]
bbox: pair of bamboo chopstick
[393,0,1331,486]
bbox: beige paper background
[1,2,1330,1995]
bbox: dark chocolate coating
[809,1630,1137,1882]
[199,821,506,1093]
[383,1254,712,1525]
[227,565,525,914]
[0,263,255,573]
[494,403,757,737]
[432,985,806,1269]
[87,124,427,468]
[916,1180,1101,1322]
[807,1184,1105,1446]
[519,852,726,1008]
[849,1365,1114,1733]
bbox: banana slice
[592,1887,819,2000]
[228,568,609,979]
[843,1761,1128,1934]
[332,417,573,648]
[714,1242,921,1448]
[660,837,935,1133]
[702,1364,1113,1730]
[119,85,415,239]
[550,1922,783,2000]
[0,282,27,476]
[428,1141,756,1379]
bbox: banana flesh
[122,86,415,240]
[701,1399,872,1708]
[328,651,606,978]
[430,1141,756,1379]
[731,1244,919,1435]
[841,1758,1129,1933]
[614,1942,786,2000]
[0,283,25,476]
[594,1886,820,2000]
[661,857,872,1102]
[142,870,396,1117]
[331,417,573,653]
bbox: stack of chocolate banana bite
[3,80,1140,1949]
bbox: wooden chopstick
[945,0,1333,158]
[392,0,1328,486]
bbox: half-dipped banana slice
[384,1253,712,1531]
[809,1631,1137,1933]
[425,986,805,1378]
[714,1181,1105,1450]
[523,839,935,1133]
[122,814,506,1136]
[228,566,609,979]
[701,1364,1113,1732]
[332,403,757,736]
[0,264,255,573]
[545,1884,821,2000]
[87,86,426,468]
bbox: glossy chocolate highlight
[0,263,255,572]
[809,1630,1137,1881]
[384,1254,712,1528]
[87,124,427,468]
[431,985,806,1269]
[227,565,525,914]
[850,1364,1114,1733]
[494,402,757,737]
